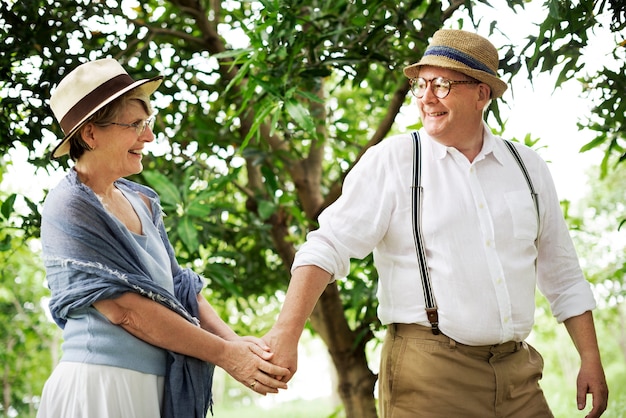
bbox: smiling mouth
[129,149,143,155]
[428,111,447,117]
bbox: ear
[478,83,491,100]
[80,122,98,145]
[476,83,491,109]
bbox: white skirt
[37,362,165,418]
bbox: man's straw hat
[403,29,507,99]
[49,58,163,158]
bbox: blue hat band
[423,46,496,76]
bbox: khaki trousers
[379,323,554,418]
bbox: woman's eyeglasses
[100,115,156,136]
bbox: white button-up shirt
[292,124,596,345]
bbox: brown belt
[389,323,524,358]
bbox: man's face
[415,66,490,147]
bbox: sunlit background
[1,0,623,417]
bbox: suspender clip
[425,308,440,335]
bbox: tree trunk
[309,282,378,418]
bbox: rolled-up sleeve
[292,139,400,281]
[533,154,596,322]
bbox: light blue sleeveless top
[60,187,174,375]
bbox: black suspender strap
[410,133,540,336]
[410,131,439,335]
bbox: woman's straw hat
[403,29,507,99]
[49,58,163,158]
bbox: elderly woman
[37,58,288,418]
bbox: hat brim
[51,75,164,159]
[403,57,507,99]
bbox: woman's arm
[195,294,239,340]
[94,293,289,395]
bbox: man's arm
[563,310,609,418]
[262,265,333,381]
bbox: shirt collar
[424,122,507,165]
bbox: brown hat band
[59,73,135,134]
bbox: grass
[211,398,343,418]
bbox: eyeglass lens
[411,77,451,99]
[136,116,155,135]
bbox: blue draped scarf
[41,169,214,418]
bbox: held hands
[221,336,289,395]
[261,326,299,383]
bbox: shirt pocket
[504,190,538,240]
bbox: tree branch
[442,0,465,21]
[128,20,207,46]
[318,78,411,217]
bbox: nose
[420,83,438,103]
[139,126,155,143]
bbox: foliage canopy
[1,0,625,416]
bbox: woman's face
[87,100,154,179]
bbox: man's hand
[262,326,299,383]
[576,359,608,418]
[564,311,609,418]
[260,265,332,383]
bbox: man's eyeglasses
[409,77,480,99]
[100,115,156,136]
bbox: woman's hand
[220,338,290,395]
[240,335,270,349]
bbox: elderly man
[263,29,608,418]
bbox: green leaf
[141,171,181,207]
[177,216,199,253]
[0,235,12,252]
[257,200,276,220]
[1,194,17,220]
[260,165,279,195]
[285,99,316,135]
[580,135,607,153]
[295,90,325,104]
[241,100,279,149]
[186,196,213,217]
[211,48,254,60]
